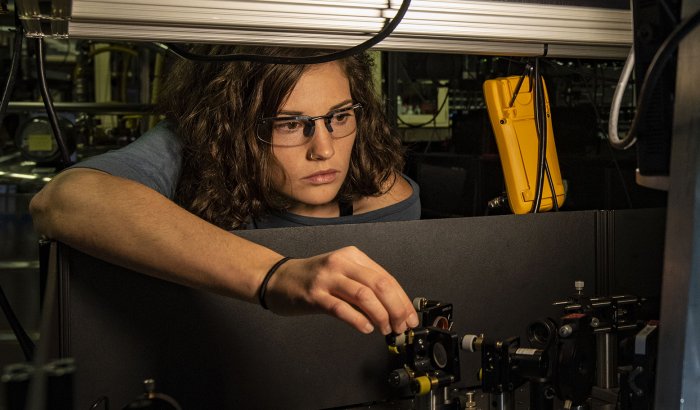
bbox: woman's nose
[307,122,335,160]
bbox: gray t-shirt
[75,122,421,228]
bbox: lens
[269,119,308,147]
[329,110,356,139]
[257,104,360,147]
[527,318,557,349]
[257,119,305,147]
[255,121,273,145]
[432,342,448,369]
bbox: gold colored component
[388,345,399,354]
[474,334,485,351]
[414,376,432,396]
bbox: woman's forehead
[279,62,351,114]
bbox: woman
[30,45,420,335]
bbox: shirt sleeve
[71,121,182,199]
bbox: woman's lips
[303,170,339,185]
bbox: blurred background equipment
[15,116,75,164]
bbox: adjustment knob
[411,376,432,396]
[388,368,411,388]
[413,297,427,311]
[461,334,478,352]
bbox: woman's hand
[264,246,419,335]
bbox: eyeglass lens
[260,106,359,147]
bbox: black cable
[0,12,36,364]
[536,63,559,212]
[0,285,35,361]
[531,58,547,214]
[35,38,72,166]
[537,59,558,212]
[508,64,532,108]
[533,58,559,212]
[626,7,700,143]
[0,12,23,124]
[162,0,411,64]
[545,161,559,212]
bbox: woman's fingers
[336,247,419,333]
[265,247,418,335]
[328,275,392,335]
[315,292,376,334]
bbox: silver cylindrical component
[416,390,436,410]
[596,333,618,388]
[413,297,427,311]
[490,391,514,410]
[442,386,453,405]
[461,334,478,352]
[465,391,477,408]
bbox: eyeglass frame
[256,103,363,147]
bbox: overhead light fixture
[16,0,631,58]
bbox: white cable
[608,48,636,149]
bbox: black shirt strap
[338,200,353,217]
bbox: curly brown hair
[157,45,404,230]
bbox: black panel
[610,208,666,318]
[65,212,607,409]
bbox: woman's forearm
[30,168,281,302]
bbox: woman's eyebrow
[329,99,353,111]
[278,99,353,116]
[276,111,304,116]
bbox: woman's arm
[30,168,418,334]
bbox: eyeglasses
[256,103,362,147]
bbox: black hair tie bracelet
[258,256,293,310]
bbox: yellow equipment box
[483,75,565,214]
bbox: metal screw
[559,324,573,338]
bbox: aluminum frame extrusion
[15,0,71,37]
[16,0,632,59]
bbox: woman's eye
[333,113,350,123]
[274,120,303,132]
